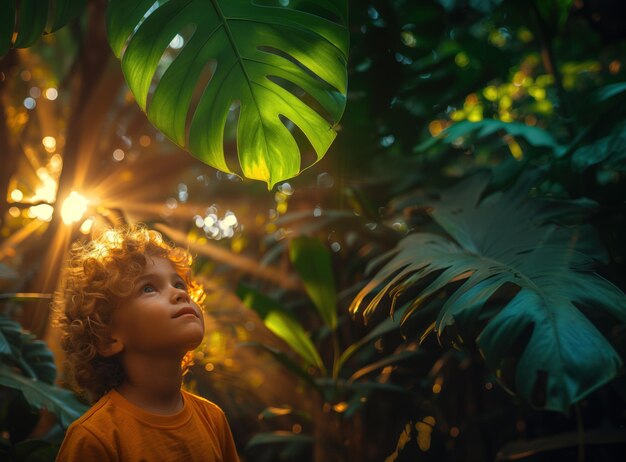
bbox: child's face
[109,256,205,357]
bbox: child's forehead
[134,255,186,280]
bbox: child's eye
[141,284,156,293]
[174,281,187,291]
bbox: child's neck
[116,351,185,415]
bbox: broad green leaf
[0,365,87,428]
[351,172,626,412]
[289,236,337,330]
[0,0,86,55]
[0,316,56,383]
[246,431,313,448]
[237,286,325,372]
[572,120,626,172]
[106,0,349,188]
[440,120,559,149]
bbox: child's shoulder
[65,391,116,432]
[182,390,229,423]
[182,389,224,413]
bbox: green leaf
[0,316,56,383]
[0,0,86,54]
[245,431,313,448]
[0,365,87,428]
[106,0,349,188]
[440,119,559,150]
[289,236,337,330]
[237,286,325,372]
[351,172,626,412]
[571,120,626,172]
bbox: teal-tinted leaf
[0,0,85,53]
[594,82,626,103]
[438,0,503,14]
[0,366,87,428]
[246,431,314,448]
[237,286,325,371]
[21,340,56,385]
[351,172,626,412]
[0,316,56,383]
[106,0,349,189]
[572,120,626,172]
[0,316,23,356]
[441,120,559,149]
[289,236,337,330]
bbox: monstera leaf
[0,0,86,55]
[351,172,626,412]
[106,0,349,188]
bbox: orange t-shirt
[56,389,239,462]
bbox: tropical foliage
[0,313,87,462]
[1,0,625,461]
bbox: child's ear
[98,336,124,357]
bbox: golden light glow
[29,204,54,222]
[33,168,58,203]
[79,216,95,234]
[44,88,58,100]
[61,191,90,224]
[10,189,23,202]
[42,136,56,152]
[8,207,20,217]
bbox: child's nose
[172,288,190,303]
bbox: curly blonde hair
[55,225,203,402]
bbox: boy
[54,226,239,461]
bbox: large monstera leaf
[106,0,349,188]
[351,172,626,412]
[0,0,86,55]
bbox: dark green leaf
[441,120,559,149]
[0,365,87,428]
[246,432,314,448]
[0,0,85,53]
[289,236,337,330]
[351,172,626,412]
